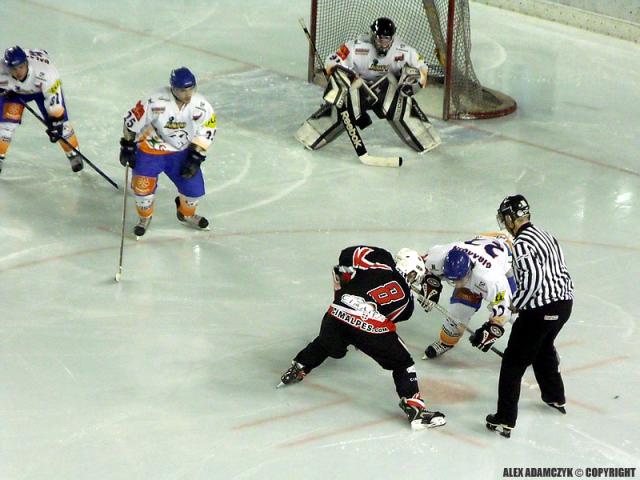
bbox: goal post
[307,0,517,120]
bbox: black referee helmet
[497,194,530,228]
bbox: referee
[484,194,574,438]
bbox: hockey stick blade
[359,153,403,168]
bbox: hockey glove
[119,137,137,168]
[469,321,504,352]
[46,117,64,143]
[422,273,443,305]
[414,274,443,312]
[180,145,205,179]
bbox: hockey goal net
[307,0,517,120]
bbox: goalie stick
[412,284,504,358]
[298,18,402,168]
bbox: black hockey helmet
[370,17,396,55]
[497,194,530,228]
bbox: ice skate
[399,397,446,430]
[276,361,306,388]
[134,216,152,238]
[545,401,567,414]
[175,196,209,230]
[486,413,513,438]
[422,340,453,359]
[67,152,84,172]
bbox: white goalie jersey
[123,87,216,154]
[325,35,427,83]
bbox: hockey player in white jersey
[0,46,83,173]
[419,234,517,358]
[295,17,440,153]
[119,67,217,237]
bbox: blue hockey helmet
[170,67,196,89]
[3,46,27,68]
[443,248,471,281]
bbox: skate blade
[115,272,122,283]
[276,381,286,389]
[178,222,211,231]
[486,423,512,438]
[410,417,447,430]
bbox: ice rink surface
[1,1,639,479]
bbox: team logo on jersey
[204,113,217,128]
[394,54,405,62]
[169,130,190,148]
[164,118,187,129]
[340,294,386,322]
[132,101,145,120]
[368,63,388,72]
[337,44,350,60]
[352,247,393,271]
[494,291,505,303]
[47,79,61,95]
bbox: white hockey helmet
[395,248,426,285]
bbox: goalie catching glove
[398,65,424,97]
[469,321,504,352]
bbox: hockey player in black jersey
[278,245,446,430]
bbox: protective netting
[309,0,517,120]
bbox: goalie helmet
[395,248,426,285]
[170,67,196,89]
[370,17,396,55]
[443,248,471,282]
[497,194,530,229]
[3,46,27,68]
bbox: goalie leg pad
[369,73,398,119]
[387,94,441,152]
[294,103,344,150]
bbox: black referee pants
[496,299,572,426]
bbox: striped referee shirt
[511,223,574,310]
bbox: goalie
[295,17,441,153]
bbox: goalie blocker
[295,65,441,154]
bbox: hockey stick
[412,285,504,358]
[19,100,119,190]
[114,165,129,282]
[298,18,402,168]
